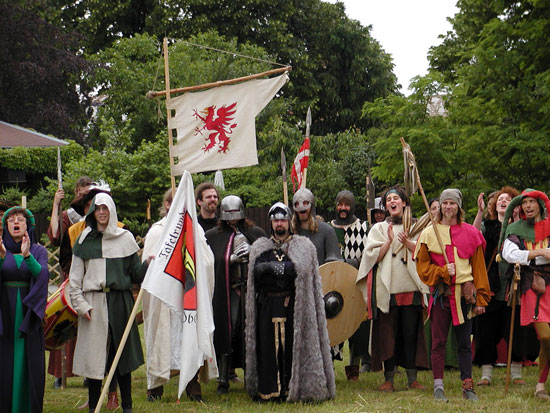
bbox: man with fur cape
[245,202,335,402]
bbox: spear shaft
[301,107,311,189]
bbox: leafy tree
[47,0,398,135]
[0,0,93,143]
[430,0,550,192]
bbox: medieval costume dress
[69,193,147,411]
[245,236,335,402]
[474,217,539,380]
[500,189,550,398]
[0,208,49,413]
[415,220,490,396]
[357,218,430,388]
[205,221,265,383]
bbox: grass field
[43,340,550,412]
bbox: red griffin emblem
[193,102,237,153]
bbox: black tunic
[205,223,265,367]
[253,248,297,400]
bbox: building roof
[0,120,68,148]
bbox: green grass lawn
[44,343,550,412]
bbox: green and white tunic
[69,193,147,380]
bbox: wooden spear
[281,147,289,206]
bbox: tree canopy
[3,0,550,229]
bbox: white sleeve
[502,238,530,265]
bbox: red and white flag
[167,73,288,175]
[141,171,217,397]
[290,137,310,192]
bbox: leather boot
[217,354,231,395]
[186,371,203,402]
[345,365,359,381]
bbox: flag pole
[163,37,177,196]
[300,107,312,189]
[95,37,176,412]
[400,138,449,265]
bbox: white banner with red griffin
[167,73,289,175]
[141,171,217,397]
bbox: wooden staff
[505,263,521,393]
[300,107,311,189]
[400,138,449,264]
[365,167,375,226]
[94,289,144,413]
[281,148,289,206]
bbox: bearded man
[415,188,490,402]
[330,190,370,380]
[500,189,550,400]
[245,202,335,402]
[195,182,219,232]
[291,188,341,264]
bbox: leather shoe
[513,378,526,385]
[378,381,394,392]
[408,381,425,390]
[106,391,119,410]
[477,378,490,386]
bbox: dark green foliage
[0,1,93,143]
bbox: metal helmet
[269,202,292,220]
[292,188,315,215]
[220,195,245,221]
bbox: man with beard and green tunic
[69,193,149,413]
[245,202,335,402]
[330,190,370,380]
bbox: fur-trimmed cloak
[245,236,335,402]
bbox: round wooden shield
[319,261,366,346]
